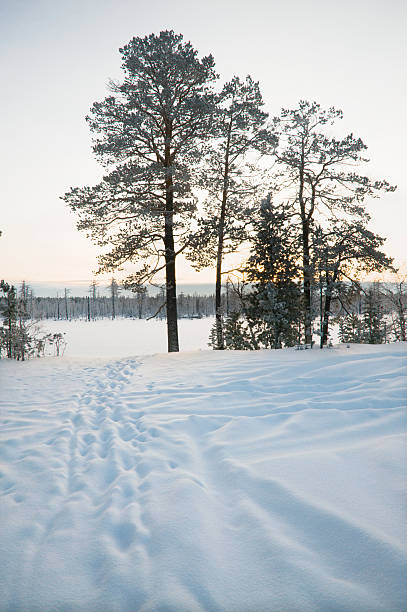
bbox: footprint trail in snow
[1,343,406,611]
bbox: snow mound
[1,343,406,611]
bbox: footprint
[103,462,120,486]
[97,446,110,459]
[112,521,137,552]
[136,462,151,479]
[119,426,134,442]
[100,429,113,443]
[69,477,85,494]
[83,433,96,445]
[119,449,134,471]
[72,413,84,427]
[121,481,135,498]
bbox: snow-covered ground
[41,317,215,357]
[1,332,406,610]
[34,316,342,357]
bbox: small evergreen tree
[0,281,17,358]
[0,281,66,360]
[16,282,32,361]
[1,281,33,360]
[362,287,386,344]
[217,196,301,350]
[223,311,253,350]
[243,196,301,349]
[338,313,364,343]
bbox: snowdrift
[1,343,406,611]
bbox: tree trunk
[164,215,179,352]
[215,200,226,350]
[215,119,233,350]
[7,314,12,359]
[302,221,313,345]
[111,284,116,320]
[399,311,406,341]
[298,145,313,347]
[397,292,406,341]
[321,289,332,348]
[164,160,179,353]
[64,289,69,320]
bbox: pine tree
[362,287,386,344]
[0,281,17,358]
[0,281,57,360]
[89,280,98,320]
[242,196,301,349]
[313,219,393,347]
[188,76,276,350]
[218,196,301,351]
[380,272,407,342]
[133,284,147,319]
[62,31,217,352]
[16,282,32,361]
[338,313,363,343]
[64,288,70,321]
[274,101,396,346]
[110,278,119,320]
[223,311,253,350]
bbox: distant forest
[13,280,405,326]
[20,287,222,321]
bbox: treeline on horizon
[21,286,219,321]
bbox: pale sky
[1,0,406,287]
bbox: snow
[1,327,406,611]
[40,317,215,357]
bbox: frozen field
[0,335,406,611]
[41,317,215,357]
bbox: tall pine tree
[188,76,276,349]
[62,31,217,352]
[274,101,396,346]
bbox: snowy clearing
[1,342,406,611]
[40,317,215,357]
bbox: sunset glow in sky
[1,0,406,286]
